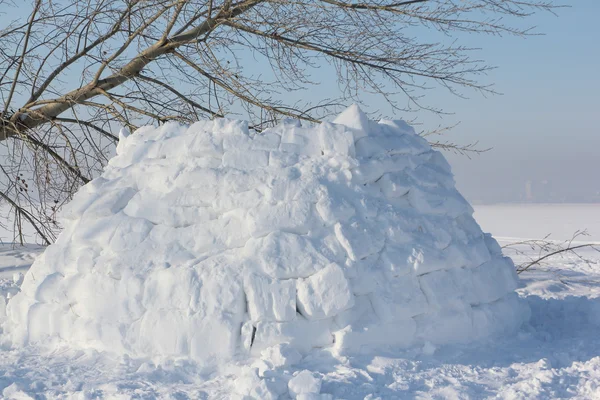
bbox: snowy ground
[1,204,599,399]
[0,244,45,311]
[474,203,600,242]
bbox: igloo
[4,105,529,366]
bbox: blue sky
[340,1,600,203]
[239,0,600,203]
[402,1,600,203]
[2,1,598,203]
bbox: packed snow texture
[3,105,528,367]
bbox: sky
[2,1,598,205]
[380,1,600,204]
[239,0,600,204]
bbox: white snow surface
[0,106,534,398]
[1,210,600,398]
[1,226,599,399]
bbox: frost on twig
[503,230,600,274]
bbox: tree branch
[0,0,264,142]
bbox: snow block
[280,126,321,156]
[316,190,356,226]
[318,122,356,157]
[377,173,411,198]
[297,394,334,400]
[472,292,529,340]
[369,275,429,322]
[261,343,303,368]
[415,304,474,345]
[483,232,504,256]
[408,187,472,218]
[377,119,418,136]
[419,269,464,310]
[252,318,333,354]
[408,247,447,276]
[472,258,518,304]
[297,263,354,320]
[288,370,322,398]
[83,187,136,219]
[333,294,378,328]
[334,218,385,261]
[380,245,414,278]
[244,232,329,279]
[245,274,297,322]
[233,368,280,400]
[333,104,370,141]
[267,169,320,203]
[334,319,417,353]
[247,200,314,238]
[344,254,381,296]
[222,149,269,170]
[355,132,426,159]
[124,191,216,227]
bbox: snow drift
[3,105,529,366]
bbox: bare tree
[0,0,557,243]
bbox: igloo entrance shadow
[5,105,529,366]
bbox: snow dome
[4,105,529,366]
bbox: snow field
[3,105,528,381]
[2,205,600,399]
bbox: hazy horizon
[420,1,600,205]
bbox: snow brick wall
[3,105,529,367]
